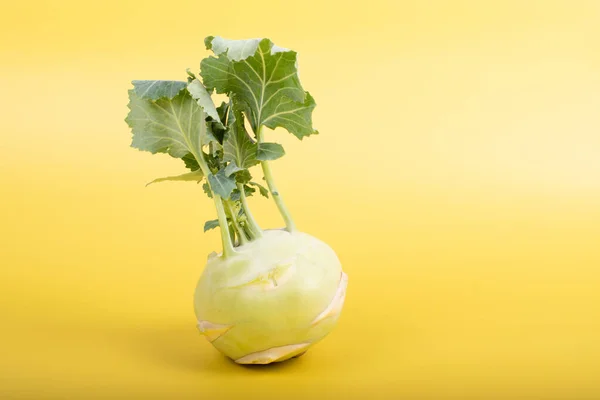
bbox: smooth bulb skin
[194,229,348,364]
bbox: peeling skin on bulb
[224,258,296,291]
[198,320,233,342]
[311,271,348,326]
[235,342,311,364]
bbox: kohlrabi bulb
[194,229,348,364]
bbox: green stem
[256,126,296,232]
[192,149,235,258]
[242,223,254,241]
[214,196,236,256]
[237,183,262,238]
[226,201,247,246]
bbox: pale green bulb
[194,230,348,364]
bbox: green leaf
[185,68,197,81]
[132,80,187,101]
[256,142,285,160]
[145,169,204,186]
[208,37,288,61]
[234,169,252,184]
[224,161,244,177]
[230,185,256,201]
[204,130,220,145]
[207,169,236,198]
[201,37,318,139]
[187,79,225,144]
[204,35,215,50]
[204,219,220,232]
[216,102,230,124]
[182,153,200,171]
[243,185,257,197]
[248,181,269,198]
[187,79,222,123]
[223,106,258,169]
[202,181,213,198]
[205,149,223,172]
[125,89,210,159]
[261,92,318,139]
[200,55,229,94]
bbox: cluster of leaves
[125,36,318,237]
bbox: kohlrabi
[125,36,347,365]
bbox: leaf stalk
[256,126,296,232]
[193,149,236,258]
[237,183,263,238]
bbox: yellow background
[1,0,599,398]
